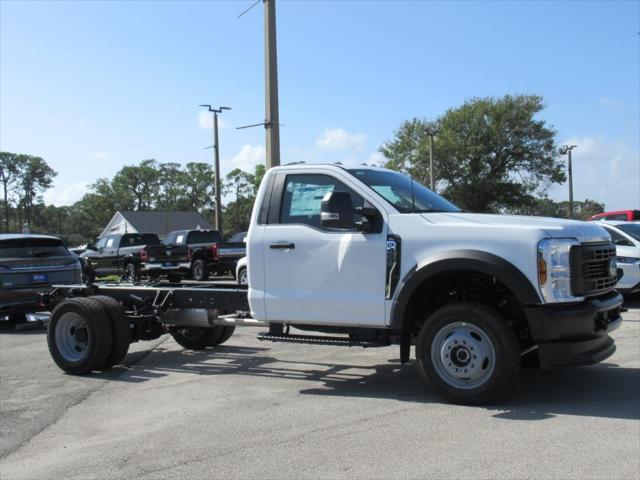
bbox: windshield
[347,169,460,213]
[0,237,70,259]
[617,223,640,242]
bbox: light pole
[264,0,280,168]
[425,128,439,190]
[559,145,577,218]
[199,104,231,233]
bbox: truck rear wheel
[47,298,113,375]
[122,263,139,283]
[415,302,519,405]
[191,259,208,281]
[91,295,131,369]
[170,326,223,350]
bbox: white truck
[43,164,623,404]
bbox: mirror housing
[321,191,354,230]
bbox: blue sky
[1,0,638,210]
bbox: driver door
[262,172,388,326]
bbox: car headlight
[616,257,640,264]
[537,238,583,303]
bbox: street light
[425,128,439,190]
[559,145,578,218]
[199,105,231,233]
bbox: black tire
[191,259,208,282]
[47,298,113,375]
[91,295,131,369]
[122,263,139,283]
[415,302,520,405]
[170,326,224,350]
[237,267,248,286]
[209,326,235,346]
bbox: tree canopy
[380,95,566,213]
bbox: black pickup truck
[163,229,246,281]
[81,233,188,282]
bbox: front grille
[570,243,617,296]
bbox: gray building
[100,211,213,239]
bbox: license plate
[163,262,176,267]
[31,273,48,284]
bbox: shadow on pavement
[103,343,640,422]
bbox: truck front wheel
[415,302,519,405]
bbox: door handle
[270,242,295,250]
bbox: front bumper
[523,291,623,369]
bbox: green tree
[223,168,254,235]
[253,164,266,194]
[14,155,56,228]
[181,162,216,213]
[380,95,566,213]
[0,152,22,231]
[111,159,159,211]
[157,162,185,210]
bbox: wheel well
[401,270,532,347]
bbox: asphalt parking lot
[1,299,639,480]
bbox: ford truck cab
[246,164,623,403]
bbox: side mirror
[321,191,354,230]
[355,201,378,233]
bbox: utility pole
[559,145,577,218]
[264,0,280,168]
[425,128,438,190]
[199,104,231,233]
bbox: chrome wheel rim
[55,312,89,362]
[193,262,203,280]
[239,268,248,285]
[124,264,136,282]
[430,321,496,390]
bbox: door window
[280,174,364,229]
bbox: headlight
[616,257,640,264]
[537,238,583,303]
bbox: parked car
[236,256,248,285]
[0,234,82,322]
[599,221,640,295]
[588,210,640,222]
[81,233,188,282]
[162,229,246,281]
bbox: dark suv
[0,234,82,321]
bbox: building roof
[118,211,213,236]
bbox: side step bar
[257,332,389,348]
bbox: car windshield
[0,237,69,259]
[347,169,461,213]
[617,223,640,242]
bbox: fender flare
[390,249,542,332]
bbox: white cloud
[93,151,109,160]
[316,128,366,150]
[597,97,624,109]
[548,136,640,211]
[198,111,227,130]
[367,151,386,166]
[42,181,89,206]
[222,144,265,175]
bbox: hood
[421,212,612,244]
